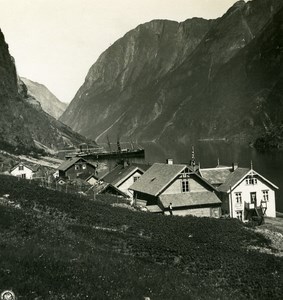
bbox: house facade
[101,163,150,198]
[57,157,97,180]
[10,162,39,179]
[199,164,278,221]
[130,162,222,218]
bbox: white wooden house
[199,164,278,221]
[10,162,40,179]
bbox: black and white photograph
[0,0,282,299]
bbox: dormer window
[245,176,257,185]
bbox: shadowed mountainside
[0,29,94,154]
[60,0,283,149]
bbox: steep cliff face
[21,77,67,119]
[0,29,93,154]
[61,0,283,147]
[60,18,214,138]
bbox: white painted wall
[11,164,34,179]
[117,170,142,198]
[230,177,276,219]
[163,177,207,195]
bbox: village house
[129,161,222,217]
[100,162,150,199]
[10,162,40,179]
[57,157,97,180]
[199,163,278,221]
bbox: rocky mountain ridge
[60,0,283,149]
[21,77,67,119]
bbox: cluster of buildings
[10,150,278,222]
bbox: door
[250,192,257,206]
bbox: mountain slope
[0,29,93,154]
[60,0,283,148]
[21,77,67,119]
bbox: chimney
[232,162,238,171]
[166,159,173,165]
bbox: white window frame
[235,192,242,204]
[236,210,243,221]
[262,190,269,201]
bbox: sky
[0,0,238,103]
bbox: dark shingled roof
[159,192,221,209]
[130,163,187,196]
[200,167,233,185]
[217,168,250,192]
[101,163,150,187]
[58,158,96,171]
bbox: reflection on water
[139,141,283,213]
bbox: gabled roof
[129,163,187,196]
[159,192,221,209]
[217,168,279,192]
[101,163,149,187]
[199,167,233,185]
[146,205,163,213]
[58,157,96,171]
[11,162,40,173]
[92,182,129,198]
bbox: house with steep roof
[199,163,278,221]
[57,157,97,180]
[10,162,40,179]
[100,162,150,198]
[129,162,222,217]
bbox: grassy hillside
[0,175,282,299]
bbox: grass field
[0,174,282,299]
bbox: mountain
[60,0,283,149]
[20,77,67,119]
[0,29,94,155]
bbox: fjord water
[140,141,283,213]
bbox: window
[262,190,269,201]
[82,164,87,170]
[245,176,257,185]
[75,164,80,170]
[236,211,243,221]
[19,165,24,171]
[133,176,139,182]
[235,192,242,204]
[21,174,26,179]
[182,180,189,192]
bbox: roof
[101,163,149,187]
[129,163,187,196]
[11,162,40,173]
[58,157,96,171]
[146,205,163,213]
[92,182,129,198]
[217,168,250,192]
[200,167,233,185]
[159,192,221,209]
[217,168,279,192]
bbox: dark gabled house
[57,157,97,180]
[129,162,221,217]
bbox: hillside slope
[0,29,93,154]
[0,174,282,299]
[21,77,67,119]
[60,0,283,148]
